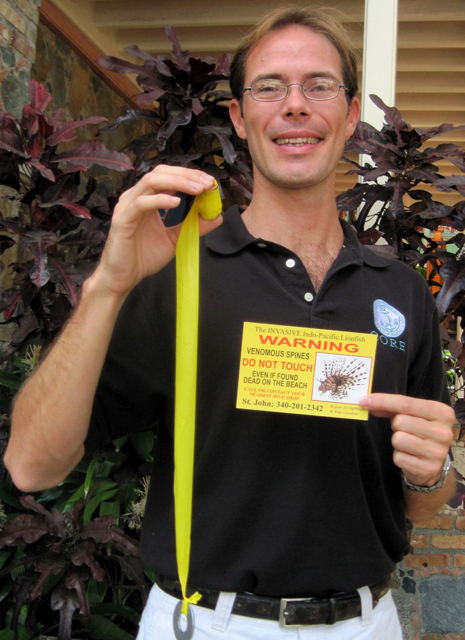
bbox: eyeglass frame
[241,78,350,102]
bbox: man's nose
[281,83,313,116]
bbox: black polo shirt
[88,207,449,597]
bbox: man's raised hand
[360,393,455,488]
[92,165,222,298]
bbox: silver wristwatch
[402,454,452,493]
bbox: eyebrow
[249,71,341,84]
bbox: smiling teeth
[276,137,319,145]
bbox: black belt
[155,574,392,627]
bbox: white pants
[136,584,403,639]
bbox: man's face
[229,25,360,193]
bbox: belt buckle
[279,596,314,628]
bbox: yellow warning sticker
[236,322,378,420]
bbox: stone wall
[31,20,146,170]
[31,20,149,199]
[0,0,41,116]
[0,0,42,327]
[0,7,148,326]
[391,434,465,640]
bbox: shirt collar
[205,206,390,269]
[205,206,256,254]
[339,218,389,269]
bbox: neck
[242,179,343,255]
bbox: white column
[361,0,398,130]
[358,0,399,209]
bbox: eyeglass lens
[250,78,342,101]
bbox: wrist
[82,268,130,312]
[402,454,452,493]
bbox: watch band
[402,453,452,493]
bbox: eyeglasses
[241,77,349,102]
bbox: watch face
[443,453,452,478]
[161,192,196,227]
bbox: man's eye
[255,82,282,93]
[307,80,334,93]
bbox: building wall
[0,3,147,328]
[30,19,147,201]
[0,0,41,116]
[393,436,465,640]
[31,19,146,184]
[0,0,42,325]
[394,508,465,639]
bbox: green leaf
[112,436,128,451]
[85,615,135,640]
[73,459,94,474]
[85,577,108,606]
[117,482,139,511]
[0,551,12,571]
[35,485,67,504]
[144,565,156,584]
[63,483,85,510]
[10,562,26,582]
[99,500,120,519]
[93,480,119,494]
[0,370,22,390]
[16,626,28,640]
[0,579,13,603]
[84,458,98,496]
[129,430,155,460]
[0,487,23,511]
[83,488,119,525]
[97,459,118,478]
[90,603,141,625]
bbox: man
[5,6,455,639]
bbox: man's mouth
[275,137,320,146]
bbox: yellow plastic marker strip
[174,183,222,619]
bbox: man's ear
[345,96,360,139]
[229,98,247,140]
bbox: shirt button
[304,292,314,302]
[257,242,267,249]
[285,258,296,268]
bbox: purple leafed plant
[0,80,133,361]
[337,95,465,375]
[0,492,145,640]
[97,26,252,199]
[337,96,465,298]
[336,96,465,505]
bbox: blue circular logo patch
[373,299,405,338]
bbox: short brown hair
[230,5,359,102]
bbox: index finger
[360,393,452,421]
[132,165,215,198]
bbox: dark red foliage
[0,81,133,360]
[97,26,251,198]
[0,494,142,640]
[337,96,465,455]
